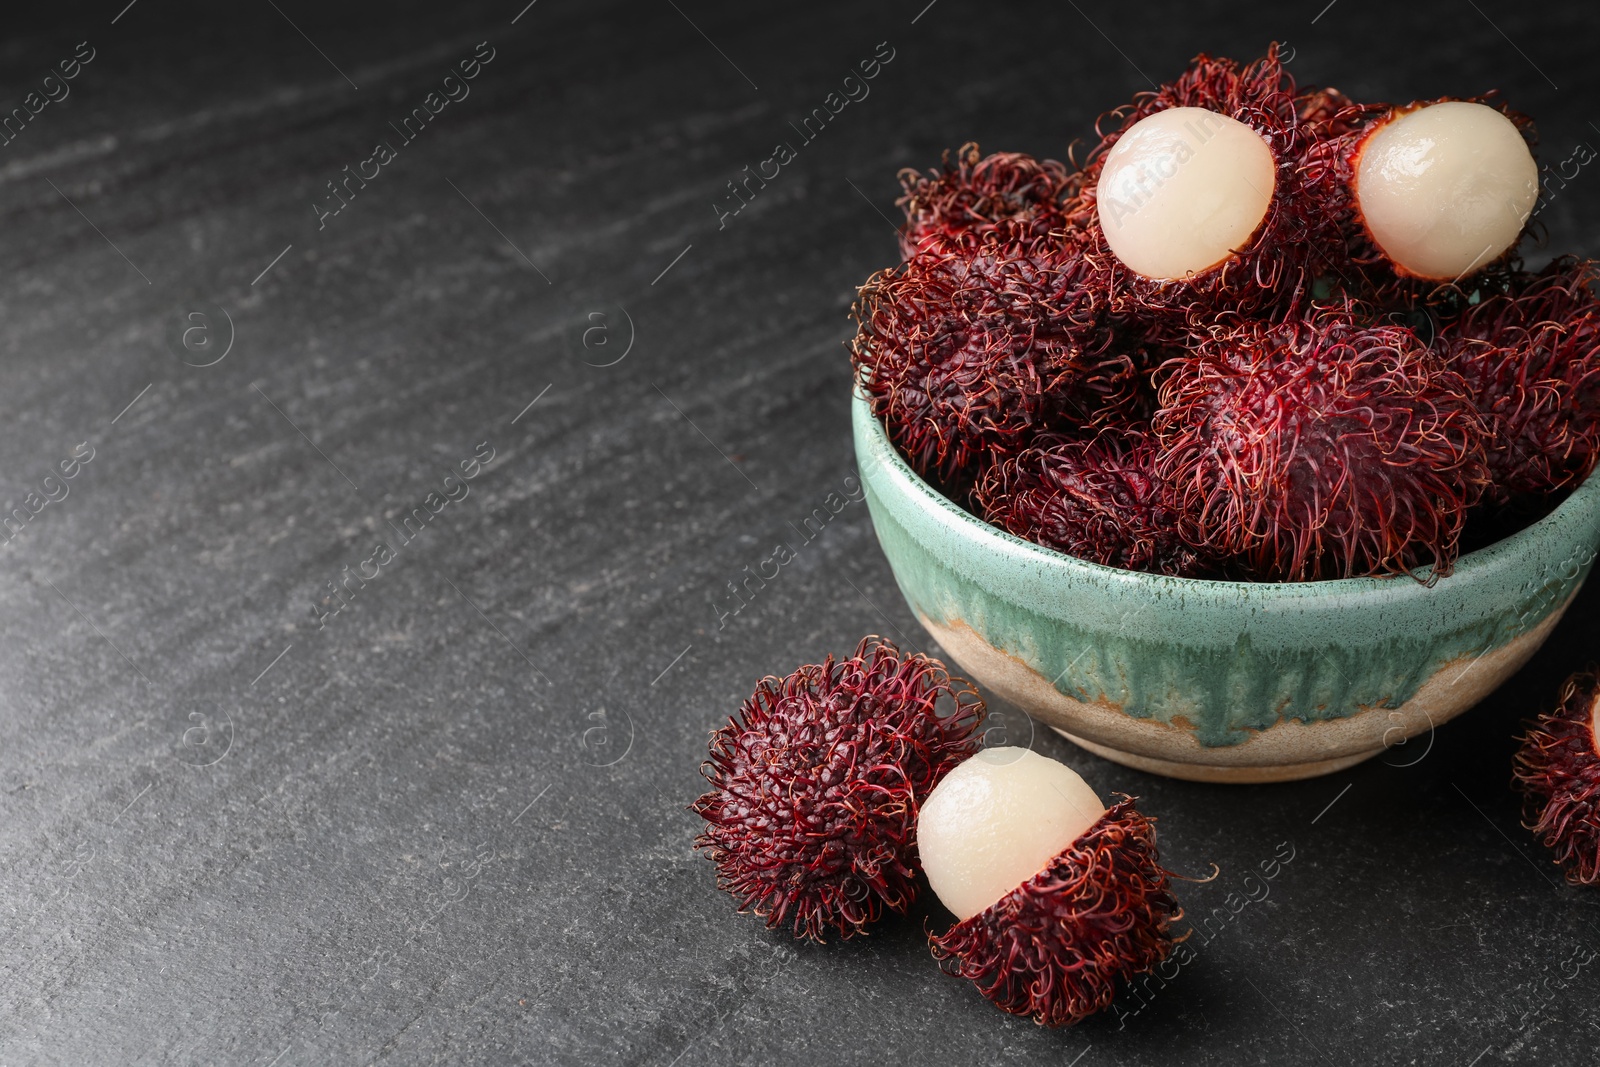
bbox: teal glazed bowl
[853,389,1600,783]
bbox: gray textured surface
[2,1,1599,1064]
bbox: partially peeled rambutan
[1065,44,1331,329]
[692,637,986,942]
[850,226,1134,486]
[919,748,1180,1026]
[1153,306,1490,581]
[1513,669,1600,885]
[1302,94,1538,295]
[1440,256,1600,504]
[974,429,1205,576]
[897,143,1077,260]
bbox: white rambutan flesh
[916,747,1106,921]
[1094,107,1276,281]
[1355,101,1537,280]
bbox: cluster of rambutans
[851,45,1600,582]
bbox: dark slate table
[3,1,1599,1063]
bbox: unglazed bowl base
[920,598,1569,782]
[1050,729,1373,783]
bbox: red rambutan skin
[1063,44,1334,332]
[691,637,986,942]
[1152,307,1490,581]
[1296,84,1372,140]
[974,429,1206,576]
[1440,256,1600,504]
[1513,669,1600,886]
[897,143,1078,261]
[928,798,1180,1027]
[850,226,1135,486]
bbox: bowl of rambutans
[850,46,1600,783]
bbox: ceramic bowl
[853,389,1600,783]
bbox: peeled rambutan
[1513,669,1600,885]
[919,748,1179,1026]
[692,637,986,942]
[1064,44,1331,329]
[1302,94,1538,294]
[974,428,1205,576]
[1440,256,1600,503]
[897,143,1077,260]
[1074,44,1302,191]
[850,226,1135,486]
[1153,306,1490,581]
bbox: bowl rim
[852,385,1600,597]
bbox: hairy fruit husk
[1440,256,1600,504]
[1153,307,1490,581]
[1513,668,1600,886]
[692,637,986,941]
[975,429,1205,576]
[897,142,1078,261]
[928,798,1180,1027]
[851,226,1134,486]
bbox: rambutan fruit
[1355,100,1538,282]
[919,748,1179,1026]
[974,428,1205,576]
[850,226,1135,486]
[1303,95,1538,292]
[1440,256,1600,504]
[1152,306,1490,581]
[897,143,1077,260]
[1065,45,1332,328]
[1513,669,1600,886]
[692,637,986,942]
